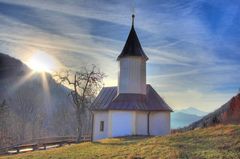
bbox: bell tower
[117,14,148,95]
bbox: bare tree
[54,65,105,142]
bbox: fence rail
[0,135,91,155]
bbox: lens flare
[26,51,57,73]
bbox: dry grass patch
[1,125,240,159]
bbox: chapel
[90,15,173,141]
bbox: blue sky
[0,0,240,111]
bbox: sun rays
[9,50,61,103]
[26,50,59,73]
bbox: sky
[0,0,240,112]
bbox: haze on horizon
[0,0,240,112]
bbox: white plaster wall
[118,57,146,94]
[149,112,170,136]
[136,111,148,135]
[93,110,170,140]
[110,111,135,137]
[93,111,109,141]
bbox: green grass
[1,125,240,159]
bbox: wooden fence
[0,135,91,155]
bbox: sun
[26,51,57,73]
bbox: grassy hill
[1,125,240,159]
[183,93,240,131]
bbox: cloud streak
[0,0,240,111]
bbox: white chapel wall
[93,111,109,141]
[110,110,134,137]
[136,111,148,135]
[149,111,170,136]
[118,57,146,94]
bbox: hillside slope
[0,53,79,147]
[183,93,240,130]
[2,125,240,159]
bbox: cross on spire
[132,14,135,27]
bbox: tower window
[100,121,104,132]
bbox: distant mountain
[178,107,208,116]
[0,53,85,147]
[182,93,240,131]
[171,107,207,129]
[171,112,202,129]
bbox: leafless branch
[54,65,105,142]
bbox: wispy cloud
[0,0,240,111]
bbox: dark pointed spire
[117,15,148,61]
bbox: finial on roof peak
[132,14,135,26]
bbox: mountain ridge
[182,93,240,130]
[176,107,208,116]
[171,107,208,129]
[171,111,202,129]
[0,53,79,148]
